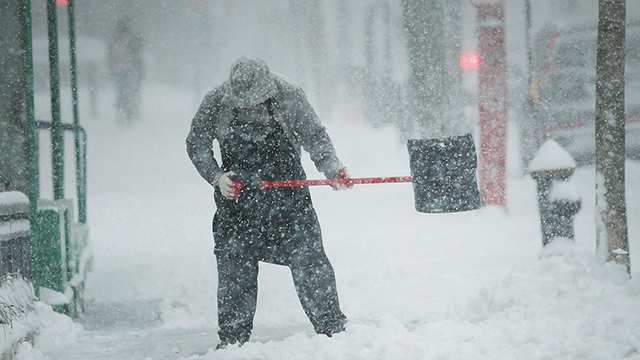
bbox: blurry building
[0,0,29,193]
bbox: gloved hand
[331,168,353,191]
[231,170,261,190]
[217,171,244,200]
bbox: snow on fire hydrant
[528,140,582,246]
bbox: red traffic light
[460,52,480,69]
[56,0,68,7]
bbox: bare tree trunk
[595,0,630,274]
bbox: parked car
[522,23,640,165]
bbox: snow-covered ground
[16,83,640,360]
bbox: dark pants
[215,221,347,345]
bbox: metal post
[22,0,39,298]
[475,1,508,206]
[22,0,39,220]
[47,0,64,200]
[67,0,85,223]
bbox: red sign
[475,2,508,206]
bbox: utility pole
[519,0,538,173]
[595,0,630,274]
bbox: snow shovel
[258,133,482,214]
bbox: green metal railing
[24,0,87,223]
[35,121,88,224]
[21,0,90,310]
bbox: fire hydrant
[528,140,582,246]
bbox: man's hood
[226,57,277,108]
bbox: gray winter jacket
[186,74,344,186]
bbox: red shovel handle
[259,176,413,188]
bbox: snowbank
[0,276,38,359]
[198,246,639,360]
[11,302,83,360]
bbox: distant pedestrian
[186,57,351,349]
[107,17,144,123]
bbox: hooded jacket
[186,58,344,187]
